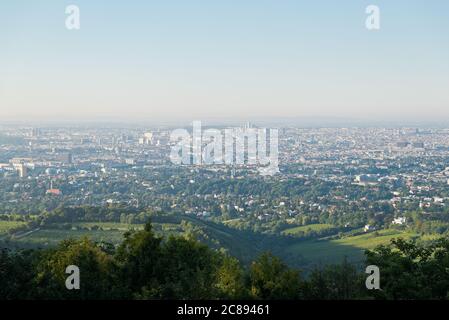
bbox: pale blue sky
[1,1,448,122]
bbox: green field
[71,222,144,231]
[5,218,427,269]
[284,229,418,266]
[0,221,26,237]
[222,218,243,228]
[282,224,334,236]
[11,222,185,248]
[13,228,126,247]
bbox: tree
[33,238,117,299]
[249,252,302,299]
[154,236,222,299]
[117,221,240,299]
[115,222,163,298]
[215,256,248,299]
[0,249,34,299]
[304,258,364,300]
[365,238,449,299]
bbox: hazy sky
[1,1,449,122]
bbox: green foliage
[115,223,163,297]
[4,220,449,300]
[249,252,302,299]
[33,238,118,299]
[0,221,27,236]
[116,222,247,299]
[303,258,365,300]
[215,256,248,299]
[365,238,449,299]
[0,249,34,299]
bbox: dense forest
[2,221,449,300]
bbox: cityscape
[2,0,449,309]
[2,124,449,261]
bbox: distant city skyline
[1,1,449,122]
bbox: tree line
[2,221,449,300]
